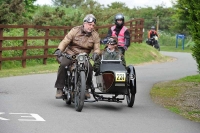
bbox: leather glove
[123,46,128,51]
[54,49,62,64]
[92,53,99,61]
[54,49,62,57]
[100,38,108,45]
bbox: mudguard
[127,65,137,94]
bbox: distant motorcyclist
[146,26,160,50]
[148,26,159,40]
[104,13,130,55]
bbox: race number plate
[115,72,126,82]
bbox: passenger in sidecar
[93,36,126,75]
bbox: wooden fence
[0,18,144,70]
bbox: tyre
[154,41,160,51]
[65,92,71,105]
[157,44,160,51]
[126,67,136,107]
[126,81,135,107]
[74,71,86,112]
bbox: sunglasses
[84,17,96,24]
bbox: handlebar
[61,52,93,61]
[54,52,97,62]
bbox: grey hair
[83,14,96,23]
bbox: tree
[176,0,200,72]
[0,0,37,24]
[0,0,24,24]
[170,1,190,34]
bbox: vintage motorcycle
[146,36,160,51]
[61,52,90,112]
[57,52,137,112]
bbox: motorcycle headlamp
[78,55,85,61]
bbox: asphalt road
[0,52,199,133]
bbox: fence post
[44,29,49,65]
[140,19,144,43]
[64,29,67,36]
[129,20,133,43]
[135,20,139,42]
[0,28,3,70]
[22,28,28,68]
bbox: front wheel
[154,41,160,51]
[157,44,160,51]
[74,71,86,112]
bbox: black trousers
[118,47,125,55]
[54,57,93,89]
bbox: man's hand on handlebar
[92,53,99,61]
[54,49,62,57]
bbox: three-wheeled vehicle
[91,58,136,107]
[60,53,137,112]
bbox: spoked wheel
[74,71,86,112]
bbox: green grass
[126,43,168,65]
[167,107,181,114]
[0,63,58,77]
[180,74,200,82]
[160,46,192,53]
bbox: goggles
[107,38,117,45]
[84,17,96,24]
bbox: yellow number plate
[115,73,126,82]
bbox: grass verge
[150,74,200,122]
[160,46,192,53]
[0,63,58,77]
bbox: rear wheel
[126,82,135,107]
[74,71,86,112]
[126,70,136,107]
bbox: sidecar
[92,59,136,107]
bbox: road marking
[10,113,45,121]
[0,112,45,121]
[0,112,9,120]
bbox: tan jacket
[58,25,100,55]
